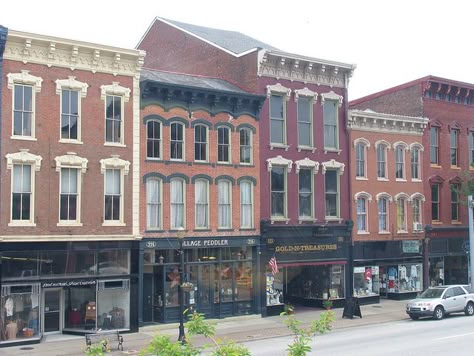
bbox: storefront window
[429,257,444,286]
[287,265,345,300]
[2,253,39,281]
[218,264,234,302]
[164,265,180,307]
[97,280,130,330]
[235,262,252,301]
[96,250,130,275]
[0,284,40,343]
[353,266,379,297]
[39,251,96,277]
[266,268,283,306]
[63,284,96,330]
[384,263,422,293]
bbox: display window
[380,263,422,293]
[266,270,284,306]
[0,284,41,344]
[97,280,130,330]
[353,266,380,297]
[63,284,96,331]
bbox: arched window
[195,179,209,228]
[240,180,253,228]
[170,178,185,229]
[194,124,208,162]
[170,122,184,160]
[147,120,161,159]
[356,197,368,232]
[218,180,232,228]
[239,128,252,164]
[146,178,162,229]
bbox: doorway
[43,288,62,333]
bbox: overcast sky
[2,1,473,100]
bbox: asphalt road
[243,313,474,356]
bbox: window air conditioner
[413,222,423,231]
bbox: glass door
[188,264,214,318]
[43,289,62,333]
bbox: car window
[444,288,454,298]
[453,286,466,296]
[463,285,474,293]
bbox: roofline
[348,109,429,125]
[267,50,356,71]
[136,17,260,58]
[9,29,143,57]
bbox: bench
[85,330,123,352]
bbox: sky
[1,0,473,101]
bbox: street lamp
[177,227,186,343]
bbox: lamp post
[177,227,186,343]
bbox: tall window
[170,122,184,160]
[61,89,79,140]
[105,95,122,143]
[60,168,79,222]
[430,127,439,165]
[194,125,208,161]
[411,147,420,180]
[355,142,366,178]
[451,184,460,221]
[146,178,162,230]
[170,179,185,229]
[357,197,368,232]
[376,144,387,179]
[397,198,407,232]
[325,170,339,218]
[218,127,230,163]
[12,164,32,221]
[270,95,285,144]
[271,166,286,218]
[395,145,405,179]
[323,100,338,149]
[431,184,440,221]
[470,132,474,167]
[104,168,121,221]
[218,180,232,228]
[240,128,252,164]
[450,129,459,166]
[195,180,209,229]
[298,97,312,147]
[13,84,33,137]
[240,181,253,228]
[413,198,422,227]
[378,198,389,232]
[298,168,313,219]
[147,121,161,159]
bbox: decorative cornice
[294,87,318,102]
[376,192,393,202]
[100,155,130,175]
[394,192,410,202]
[321,159,345,175]
[266,83,291,100]
[410,193,426,202]
[320,91,343,107]
[55,76,88,97]
[7,70,42,91]
[4,30,145,77]
[101,82,131,102]
[295,158,319,174]
[6,149,42,170]
[55,152,88,173]
[354,191,372,202]
[266,155,293,172]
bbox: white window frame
[410,193,425,229]
[240,180,254,228]
[217,126,231,164]
[239,128,253,165]
[101,82,130,147]
[267,83,291,148]
[409,143,423,182]
[55,152,88,226]
[394,193,409,233]
[194,124,208,162]
[376,193,392,233]
[298,167,314,220]
[218,180,232,229]
[321,159,345,221]
[6,149,43,226]
[394,142,408,181]
[354,138,370,179]
[7,71,43,141]
[146,120,162,160]
[170,122,185,161]
[430,126,440,165]
[450,128,459,167]
[354,192,372,234]
[56,76,88,144]
[194,179,209,229]
[375,140,390,180]
[295,87,317,151]
[170,178,186,229]
[100,155,130,226]
[146,178,162,230]
[469,131,474,167]
[321,91,343,153]
[267,155,293,221]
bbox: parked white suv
[406,285,474,320]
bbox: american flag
[269,256,279,275]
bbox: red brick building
[347,109,428,301]
[0,28,144,345]
[350,76,474,289]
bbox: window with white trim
[298,168,313,219]
[195,179,209,229]
[218,127,231,163]
[411,147,421,180]
[355,142,367,178]
[396,197,407,232]
[271,166,287,218]
[298,97,312,147]
[376,143,388,179]
[270,94,286,145]
[8,71,42,140]
[60,168,80,222]
[323,100,338,150]
[325,170,339,218]
[101,82,130,145]
[194,125,208,162]
[218,180,232,228]
[170,122,184,160]
[378,197,389,232]
[147,120,161,159]
[469,131,474,167]
[100,156,129,225]
[431,183,440,222]
[170,178,185,229]
[430,126,439,165]
[395,145,405,179]
[451,184,460,222]
[240,180,253,228]
[356,197,368,232]
[450,128,459,166]
[412,198,422,226]
[239,128,252,164]
[146,178,162,230]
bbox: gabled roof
[138,17,279,56]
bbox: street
[243,314,474,356]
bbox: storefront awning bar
[278,260,347,268]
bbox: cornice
[266,155,293,172]
[55,152,88,173]
[55,76,88,97]
[4,30,145,77]
[100,155,130,175]
[6,149,42,170]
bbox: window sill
[194,161,210,165]
[298,218,317,224]
[451,221,462,225]
[8,221,36,227]
[57,222,83,227]
[324,217,343,223]
[102,222,126,227]
[430,164,441,169]
[450,166,461,170]
[217,228,233,231]
[59,139,83,145]
[377,178,389,181]
[357,231,370,235]
[270,218,290,224]
[395,178,407,182]
[145,229,164,233]
[269,143,289,151]
[297,146,316,153]
[10,136,37,141]
[145,157,163,162]
[165,160,187,165]
[217,162,232,165]
[239,227,256,231]
[323,148,341,155]
[411,179,422,182]
[356,177,368,181]
[396,230,408,234]
[194,228,211,232]
[104,142,126,148]
[378,231,391,235]
[432,221,443,225]
[238,162,253,166]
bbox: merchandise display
[266,273,283,305]
[287,265,345,300]
[0,289,39,342]
[353,266,380,297]
[379,263,423,294]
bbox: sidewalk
[0,299,408,356]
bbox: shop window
[97,280,130,330]
[164,265,180,307]
[353,266,380,298]
[384,264,422,293]
[266,265,283,306]
[1,252,39,280]
[63,284,96,330]
[39,251,95,276]
[235,262,252,302]
[96,250,130,275]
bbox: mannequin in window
[5,318,18,340]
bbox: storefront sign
[275,244,337,253]
[183,239,230,247]
[42,279,96,288]
[402,240,420,254]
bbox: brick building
[0,27,144,345]
[350,76,474,289]
[347,109,428,301]
[137,17,355,314]
[137,68,264,323]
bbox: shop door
[43,289,62,333]
[188,264,214,318]
[142,273,153,322]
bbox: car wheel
[409,315,419,320]
[465,302,474,316]
[433,306,444,320]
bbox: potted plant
[323,299,333,310]
[181,282,194,292]
[283,303,295,315]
